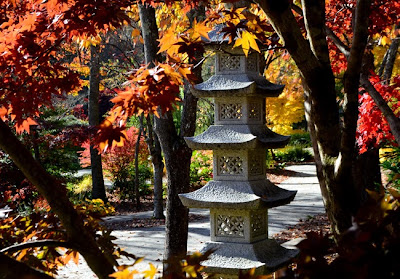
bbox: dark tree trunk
[145,115,165,219]
[354,148,381,194]
[89,44,106,201]
[0,120,116,278]
[0,254,55,279]
[154,113,192,261]
[138,3,204,274]
[382,34,400,84]
[134,114,144,209]
[256,0,372,237]
[139,4,165,220]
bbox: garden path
[57,163,324,278]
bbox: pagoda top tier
[192,25,284,98]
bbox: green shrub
[80,126,152,201]
[275,146,313,163]
[66,174,92,201]
[112,163,153,200]
[190,150,213,189]
[288,132,312,147]
[381,147,400,192]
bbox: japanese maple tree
[2,0,400,278]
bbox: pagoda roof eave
[179,180,297,209]
[185,125,290,150]
[191,75,284,98]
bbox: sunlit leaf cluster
[357,74,400,153]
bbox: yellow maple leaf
[142,263,158,279]
[191,19,212,40]
[233,30,260,56]
[380,35,391,46]
[109,268,138,279]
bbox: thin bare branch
[1,240,75,254]
[325,28,350,58]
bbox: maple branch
[325,28,350,58]
[291,3,303,15]
[293,2,351,60]
[302,0,331,66]
[0,119,116,278]
[0,240,76,254]
[0,253,54,279]
[104,43,138,67]
[360,74,400,145]
[192,52,213,69]
[381,35,400,83]
[337,0,371,178]
[258,0,341,157]
[255,0,321,78]
[294,2,351,63]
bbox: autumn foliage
[357,74,400,153]
[0,0,133,132]
[80,126,149,183]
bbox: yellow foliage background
[264,55,305,135]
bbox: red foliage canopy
[0,0,131,131]
[357,74,400,153]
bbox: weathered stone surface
[199,239,298,275]
[209,209,269,243]
[179,180,296,209]
[185,125,290,150]
[191,74,284,98]
[179,20,298,277]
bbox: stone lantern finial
[179,11,298,278]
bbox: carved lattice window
[218,156,244,175]
[249,152,263,176]
[217,215,245,237]
[219,103,243,120]
[250,212,266,238]
[246,54,258,72]
[248,103,261,120]
[219,54,241,71]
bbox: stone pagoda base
[200,239,298,278]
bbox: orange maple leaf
[191,19,212,40]
[15,118,38,134]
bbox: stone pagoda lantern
[178,21,298,278]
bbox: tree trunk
[353,148,381,195]
[89,44,106,201]
[0,120,116,278]
[145,115,165,219]
[0,253,55,279]
[382,34,400,84]
[134,114,144,209]
[152,150,164,219]
[139,4,165,220]
[256,0,372,237]
[138,1,190,264]
[138,3,204,274]
[154,114,192,262]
